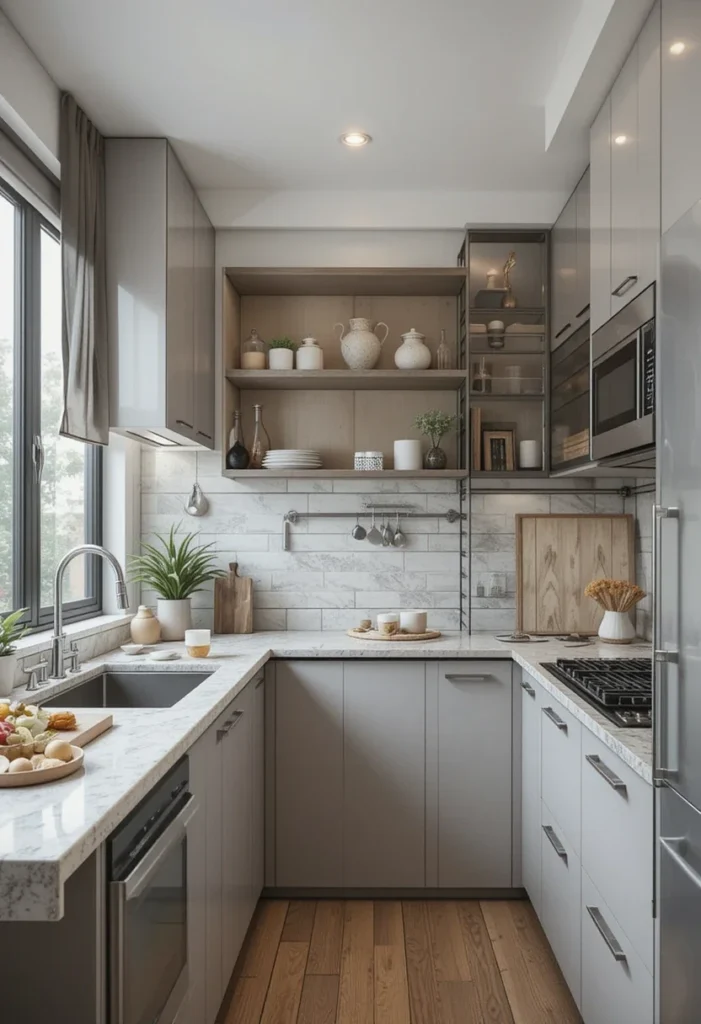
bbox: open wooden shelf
[223,468,468,480]
[470,393,545,402]
[225,369,468,391]
[224,267,467,297]
[470,470,549,480]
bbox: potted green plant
[414,410,458,469]
[268,337,297,370]
[129,527,225,640]
[0,609,29,697]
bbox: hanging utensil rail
[282,508,464,551]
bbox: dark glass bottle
[225,411,250,469]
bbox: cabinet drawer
[541,698,582,854]
[540,802,581,1008]
[581,869,653,1024]
[581,731,653,972]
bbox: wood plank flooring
[219,900,581,1024]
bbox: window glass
[39,227,90,606]
[0,193,16,614]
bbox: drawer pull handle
[554,322,572,339]
[542,825,568,862]
[255,675,264,689]
[446,674,489,682]
[586,906,627,962]
[196,430,213,440]
[543,706,568,732]
[611,275,638,298]
[521,681,536,698]
[176,419,194,430]
[585,754,627,793]
[575,303,590,319]
[216,709,244,741]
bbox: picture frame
[483,429,516,472]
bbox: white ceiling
[1,0,587,194]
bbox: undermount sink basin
[40,671,213,709]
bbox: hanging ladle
[392,512,407,548]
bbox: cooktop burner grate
[541,658,652,728]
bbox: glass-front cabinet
[550,321,590,470]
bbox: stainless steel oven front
[591,284,655,461]
[108,757,196,1024]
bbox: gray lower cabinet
[521,671,542,915]
[343,661,426,887]
[436,661,513,888]
[540,802,582,1009]
[186,730,209,1024]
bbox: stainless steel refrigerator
[656,199,701,1022]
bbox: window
[0,176,101,627]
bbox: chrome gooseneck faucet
[51,545,129,680]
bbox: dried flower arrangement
[584,578,646,612]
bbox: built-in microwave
[591,284,655,462]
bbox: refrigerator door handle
[660,837,701,893]
[653,504,680,786]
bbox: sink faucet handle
[26,659,49,692]
[66,640,81,674]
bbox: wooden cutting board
[516,513,635,635]
[43,710,113,748]
[214,562,253,634]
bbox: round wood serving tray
[347,628,442,642]
[0,745,84,787]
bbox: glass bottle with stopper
[249,404,271,468]
[241,328,267,369]
[225,410,250,469]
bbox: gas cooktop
[541,658,652,728]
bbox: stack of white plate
[262,449,323,470]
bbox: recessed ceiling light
[614,134,628,145]
[670,41,686,55]
[340,131,372,148]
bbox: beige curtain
[59,93,109,445]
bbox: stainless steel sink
[40,671,213,709]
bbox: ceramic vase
[335,318,389,370]
[130,605,162,645]
[157,599,192,641]
[268,348,294,370]
[0,652,17,698]
[296,337,324,370]
[425,446,448,470]
[394,328,432,370]
[598,610,636,644]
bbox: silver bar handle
[585,754,627,793]
[653,504,680,783]
[445,674,489,682]
[586,906,627,962]
[521,680,536,698]
[542,825,568,862]
[543,706,568,732]
[611,274,638,297]
[32,434,45,485]
[660,837,701,892]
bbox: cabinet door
[521,672,542,915]
[541,700,582,855]
[437,661,513,887]
[590,96,612,331]
[250,674,265,911]
[343,661,426,887]
[166,147,195,438]
[550,204,566,348]
[610,45,640,314]
[662,0,701,233]
[275,661,344,887]
[575,168,591,324]
[193,196,215,448]
[541,803,582,1008]
[220,687,252,988]
[552,193,577,347]
[636,1,660,295]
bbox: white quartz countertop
[0,630,652,921]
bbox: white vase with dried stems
[584,578,646,644]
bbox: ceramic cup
[376,613,399,636]
[185,629,211,658]
[400,610,427,634]
[394,439,422,471]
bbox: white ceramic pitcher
[335,317,389,370]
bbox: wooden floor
[219,899,581,1024]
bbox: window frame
[1,173,102,629]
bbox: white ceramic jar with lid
[296,337,324,370]
[394,328,432,370]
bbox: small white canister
[354,451,384,471]
[376,613,400,635]
[519,439,542,469]
[393,439,422,471]
[400,610,428,634]
[296,337,324,370]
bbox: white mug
[394,439,422,471]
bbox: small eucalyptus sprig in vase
[414,410,458,469]
[0,609,29,698]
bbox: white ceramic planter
[598,610,636,644]
[157,599,192,641]
[268,348,294,370]
[0,652,17,697]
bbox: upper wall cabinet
[661,0,701,233]
[551,170,590,349]
[589,2,661,329]
[106,139,215,448]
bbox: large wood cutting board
[214,562,253,634]
[516,514,635,635]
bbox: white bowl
[121,644,145,655]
